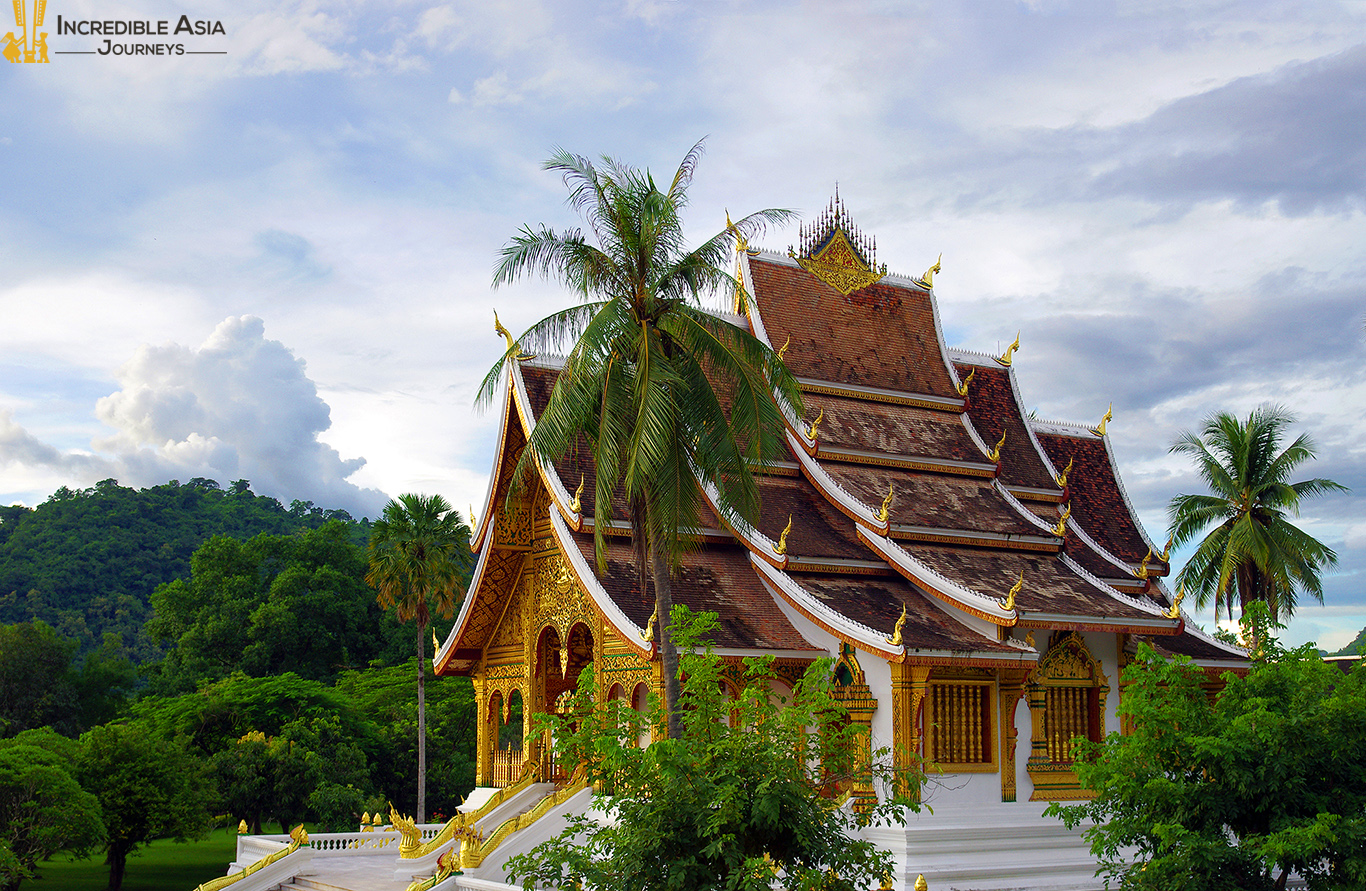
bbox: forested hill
[0,478,371,661]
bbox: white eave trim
[786,428,888,532]
[470,371,512,553]
[548,508,652,658]
[796,377,964,412]
[994,481,1064,537]
[858,527,1018,624]
[697,476,787,566]
[508,361,584,530]
[751,554,904,660]
[437,513,499,669]
[1057,552,1170,618]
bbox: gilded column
[474,671,491,787]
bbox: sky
[1,0,1363,650]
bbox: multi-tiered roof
[438,198,1243,677]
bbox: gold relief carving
[495,489,533,549]
[1026,632,1108,801]
[795,228,887,295]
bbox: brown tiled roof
[953,362,1061,492]
[1134,629,1246,662]
[905,542,1159,623]
[752,473,868,561]
[821,462,1044,537]
[804,392,984,463]
[749,256,960,398]
[792,572,1019,654]
[1035,431,1162,568]
[568,531,818,652]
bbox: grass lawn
[28,827,237,891]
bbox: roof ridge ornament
[1164,582,1185,619]
[1160,535,1173,562]
[641,608,657,643]
[806,407,824,440]
[876,483,894,523]
[1091,403,1112,436]
[919,253,942,288]
[1134,548,1152,580]
[494,311,534,361]
[1000,571,1024,611]
[1054,456,1073,488]
[788,192,888,295]
[885,604,908,646]
[1051,505,1071,537]
[776,335,791,362]
[955,366,975,397]
[570,476,584,514]
[775,514,793,556]
[988,428,1007,464]
[995,332,1020,366]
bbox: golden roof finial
[988,428,1008,464]
[570,476,584,514]
[1054,456,1073,488]
[1000,570,1024,611]
[995,332,1020,366]
[1051,505,1071,537]
[921,253,942,288]
[915,874,929,891]
[469,504,476,530]
[955,366,975,397]
[725,209,747,251]
[1164,582,1185,619]
[289,825,309,845]
[876,483,894,523]
[776,334,791,362]
[238,819,249,835]
[807,407,824,440]
[433,626,440,651]
[1135,548,1152,580]
[641,608,657,643]
[885,604,908,646]
[775,514,793,556]
[1092,403,1113,436]
[494,310,534,361]
[1024,630,1036,649]
[1160,535,1173,562]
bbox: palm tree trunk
[416,620,427,823]
[651,538,682,739]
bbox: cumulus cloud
[1,317,386,518]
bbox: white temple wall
[1014,693,1033,801]
[1078,631,1121,734]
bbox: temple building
[434,198,1247,890]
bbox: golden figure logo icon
[6,0,48,63]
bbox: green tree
[0,621,79,737]
[76,721,214,891]
[1049,606,1366,891]
[484,141,800,738]
[365,493,471,822]
[1168,405,1347,621]
[505,608,914,891]
[0,730,105,891]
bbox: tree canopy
[1168,406,1347,621]
[485,141,800,737]
[0,729,105,891]
[1050,606,1366,891]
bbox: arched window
[1026,631,1109,801]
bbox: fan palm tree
[1167,405,1347,622]
[366,493,471,822]
[480,141,800,738]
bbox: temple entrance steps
[864,802,1105,891]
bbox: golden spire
[807,407,824,440]
[1051,505,1071,537]
[433,626,440,651]
[1164,582,1185,619]
[915,874,929,891]
[955,366,975,397]
[776,334,791,362]
[885,604,908,646]
[1160,535,1173,562]
[876,483,894,523]
[238,819,249,835]
[988,428,1007,463]
[921,253,942,288]
[494,311,534,361]
[469,504,476,530]
[570,476,584,514]
[1054,456,1073,488]
[774,514,793,556]
[995,332,1020,366]
[1000,571,1024,611]
[1092,403,1112,436]
[641,608,657,643]
[725,209,748,252]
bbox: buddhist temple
[433,196,1248,890]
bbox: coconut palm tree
[366,493,471,821]
[1167,405,1347,622]
[480,141,800,738]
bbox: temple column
[998,668,1030,802]
[891,663,931,801]
[474,672,491,787]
